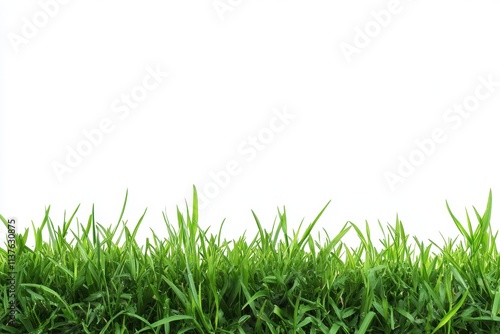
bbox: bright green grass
[1,188,499,333]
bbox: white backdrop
[1,1,499,249]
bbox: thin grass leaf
[430,291,468,334]
[356,311,375,334]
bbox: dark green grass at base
[1,188,499,333]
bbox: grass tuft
[1,188,499,333]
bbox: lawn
[1,188,499,333]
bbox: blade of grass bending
[356,311,375,334]
[32,206,50,252]
[121,313,156,332]
[0,213,8,229]
[472,190,493,250]
[251,210,267,251]
[274,207,288,249]
[319,223,351,256]
[162,276,190,309]
[183,252,213,332]
[482,189,493,223]
[98,310,149,334]
[297,201,331,250]
[116,189,129,227]
[62,204,80,239]
[46,215,57,247]
[21,283,76,321]
[241,285,268,314]
[472,206,489,251]
[131,208,148,241]
[46,257,74,279]
[430,291,468,334]
[446,201,472,246]
[137,315,198,332]
[217,218,226,246]
[464,209,474,249]
[422,280,446,313]
[395,307,414,323]
[0,325,17,333]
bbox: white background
[1,1,499,249]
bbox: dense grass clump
[1,188,499,333]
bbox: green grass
[1,187,499,333]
